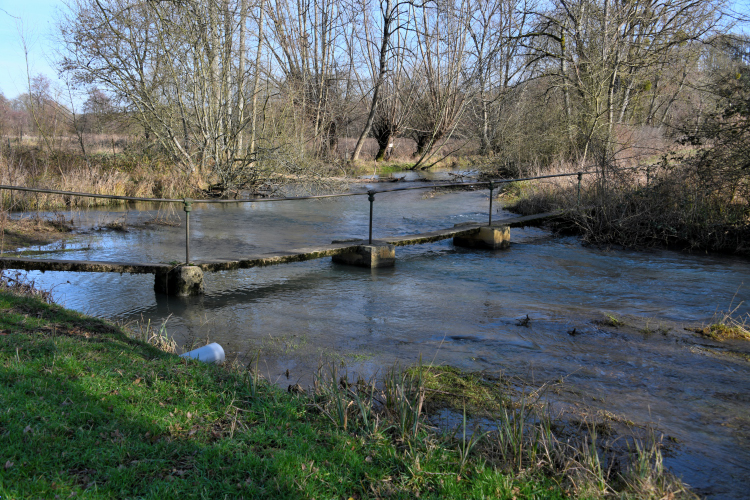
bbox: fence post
[183,198,192,265]
[646,165,651,187]
[577,172,583,210]
[488,180,495,226]
[368,190,375,244]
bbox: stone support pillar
[154,266,205,296]
[453,226,510,250]
[332,243,395,268]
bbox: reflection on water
[11,187,750,499]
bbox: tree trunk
[237,0,247,153]
[479,89,490,155]
[375,133,391,161]
[351,0,392,161]
[250,0,265,156]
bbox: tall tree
[266,0,349,156]
[465,0,531,156]
[526,0,724,170]
[408,0,472,168]
[59,0,266,193]
[350,0,411,161]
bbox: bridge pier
[453,226,510,250]
[332,242,395,268]
[154,266,205,296]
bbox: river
[7,179,750,499]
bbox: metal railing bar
[0,170,601,206]
[192,190,366,203]
[0,184,183,203]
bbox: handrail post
[367,190,375,244]
[488,180,495,226]
[183,198,192,265]
[577,172,583,210]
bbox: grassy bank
[0,285,696,499]
[0,290,563,499]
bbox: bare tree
[58,0,278,194]
[465,0,531,155]
[349,0,416,161]
[526,0,725,171]
[265,0,351,157]
[82,87,117,134]
[407,0,472,168]
[370,58,420,160]
[24,75,69,152]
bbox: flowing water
[8,181,750,499]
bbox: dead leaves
[96,429,126,443]
[300,461,319,474]
[69,467,98,487]
[143,431,162,444]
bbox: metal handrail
[0,171,593,205]
[0,184,184,203]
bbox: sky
[0,0,62,100]
[1,0,750,102]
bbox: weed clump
[689,298,750,341]
[596,313,625,328]
[691,323,750,341]
[124,315,178,353]
[0,270,54,303]
[308,359,693,499]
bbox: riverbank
[500,165,750,257]
[0,140,480,213]
[0,145,203,211]
[0,213,74,253]
[0,286,695,499]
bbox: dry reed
[0,143,202,211]
[501,160,750,255]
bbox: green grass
[498,181,534,203]
[0,292,567,499]
[349,161,415,176]
[373,163,415,173]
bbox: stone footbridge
[0,213,559,296]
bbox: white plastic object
[179,342,225,364]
